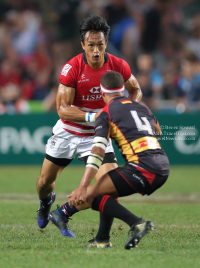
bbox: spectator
[140,0,164,53]
[162,61,178,100]
[176,59,200,110]
[187,14,200,60]
[135,54,163,109]
[0,0,199,113]
[0,58,21,87]
[104,0,129,28]
[4,10,40,58]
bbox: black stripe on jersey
[104,53,108,63]
[60,82,76,88]
[83,53,87,64]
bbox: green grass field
[0,166,200,268]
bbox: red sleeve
[114,58,131,82]
[59,58,78,88]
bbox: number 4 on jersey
[131,110,153,135]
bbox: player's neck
[105,93,124,104]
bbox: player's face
[81,31,107,69]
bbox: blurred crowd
[0,0,200,114]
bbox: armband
[85,113,96,122]
[86,153,103,170]
[92,136,108,151]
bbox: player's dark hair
[100,71,124,89]
[79,15,110,43]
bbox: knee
[37,173,55,188]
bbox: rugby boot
[124,219,154,250]
[84,238,112,248]
[37,192,56,229]
[48,208,76,237]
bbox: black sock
[92,195,142,227]
[59,202,79,217]
[40,193,52,207]
[95,195,118,241]
[95,213,114,242]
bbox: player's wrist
[80,178,89,188]
[85,112,96,122]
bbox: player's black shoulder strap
[82,53,87,64]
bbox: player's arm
[125,74,142,103]
[56,83,96,122]
[68,111,109,207]
[80,137,107,187]
[68,136,107,207]
[154,120,162,136]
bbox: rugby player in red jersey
[36,15,142,243]
[63,71,169,249]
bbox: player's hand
[84,192,95,204]
[68,186,87,207]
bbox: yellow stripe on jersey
[109,122,139,163]
[120,100,132,104]
[131,136,161,153]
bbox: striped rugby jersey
[59,53,131,137]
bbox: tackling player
[36,15,142,244]
[50,71,169,249]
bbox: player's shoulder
[107,53,131,81]
[61,53,84,77]
[107,53,129,68]
[67,53,85,67]
[142,104,153,115]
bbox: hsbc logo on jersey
[89,87,101,94]
[82,94,102,101]
[82,86,102,101]
[61,64,72,76]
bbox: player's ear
[102,92,106,98]
[105,41,108,49]
[81,41,85,51]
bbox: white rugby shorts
[46,120,114,160]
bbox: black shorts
[108,163,168,197]
[46,152,117,167]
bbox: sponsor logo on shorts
[95,125,103,131]
[133,174,145,187]
[48,137,56,149]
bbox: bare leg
[84,173,119,207]
[88,174,142,227]
[74,162,117,210]
[94,162,118,180]
[77,170,118,243]
[37,158,66,228]
[36,158,65,198]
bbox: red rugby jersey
[59,52,131,137]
